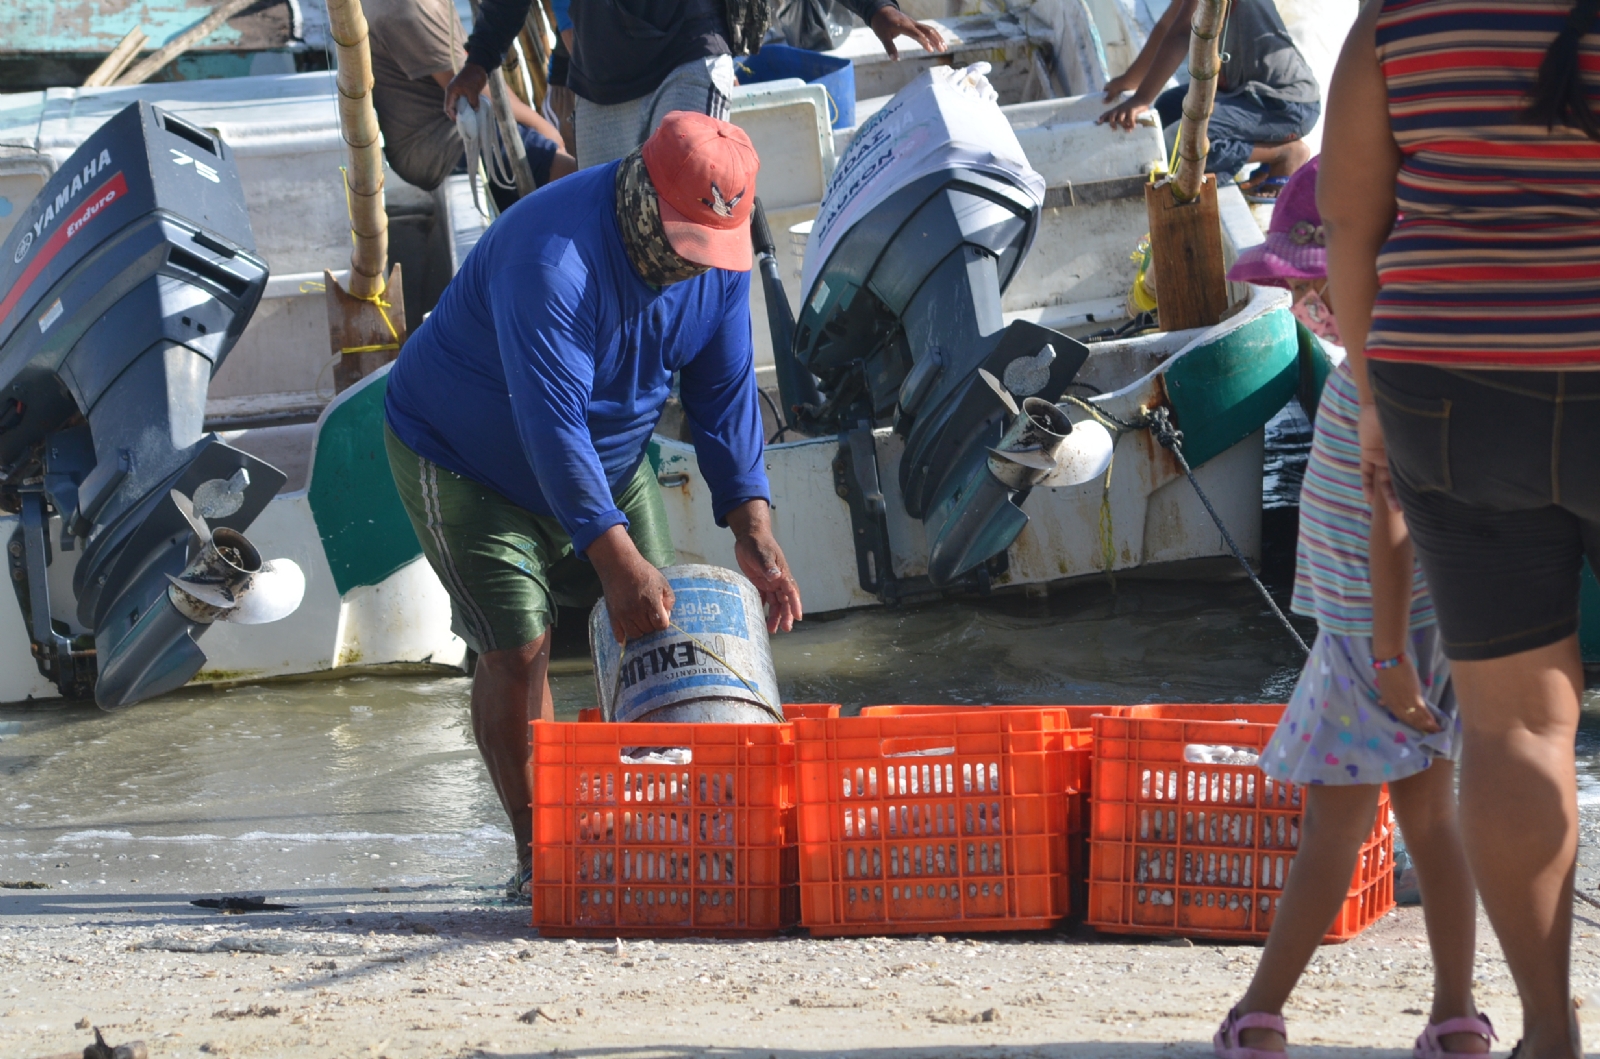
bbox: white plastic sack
[801,63,1044,299]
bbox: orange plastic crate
[857,704,1120,917]
[1087,704,1395,942]
[530,717,802,938]
[794,708,1091,936]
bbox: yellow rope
[337,166,402,356]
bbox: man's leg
[643,55,735,135]
[384,424,561,891]
[1204,93,1316,182]
[472,636,554,878]
[574,93,650,170]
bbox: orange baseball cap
[641,111,759,273]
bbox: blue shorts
[1154,86,1319,178]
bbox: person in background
[1211,158,1490,1059]
[383,113,803,901]
[1320,0,1600,1054]
[443,0,949,170]
[364,0,574,202]
[1098,0,1318,200]
[542,0,577,158]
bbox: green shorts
[384,423,676,654]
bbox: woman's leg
[1453,636,1584,1059]
[1388,760,1487,1052]
[1232,784,1382,1049]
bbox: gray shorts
[574,55,735,170]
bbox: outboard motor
[0,102,304,709]
[792,66,1092,588]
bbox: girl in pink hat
[1212,159,1490,1059]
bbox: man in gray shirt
[1098,0,1319,199]
[365,0,574,197]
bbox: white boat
[0,2,1322,702]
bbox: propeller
[1038,418,1114,488]
[165,489,306,626]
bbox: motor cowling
[0,102,304,707]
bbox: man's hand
[443,62,489,119]
[727,500,803,633]
[871,6,946,59]
[1357,400,1401,512]
[1097,95,1152,130]
[1102,72,1138,102]
[1375,657,1442,735]
[587,525,674,643]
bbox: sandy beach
[7,860,1600,1059]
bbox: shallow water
[1,411,1597,899]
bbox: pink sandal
[1414,1013,1495,1058]
[1215,1007,1288,1059]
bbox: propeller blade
[169,489,212,545]
[987,447,1059,472]
[1039,419,1115,488]
[976,368,1020,416]
[219,559,306,625]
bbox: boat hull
[656,286,1299,615]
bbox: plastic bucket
[589,564,782,725]
[736,44,856,130]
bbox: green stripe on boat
[1163,305,1298,470]
[308,369,425,596]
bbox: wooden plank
[1145,174,1228,332]
[113,0,258,85]
[327,263,407,394]
[83,27,149,87]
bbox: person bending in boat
[441,0,947,170]
[1097,0,1318,201]
[383,113,804,901]
[363,0,574,206]
[1211,160,1489,1059]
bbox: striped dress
[1292,360,1435,633]
[1370,0,1600,367]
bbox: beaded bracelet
[1371,654,1405,671]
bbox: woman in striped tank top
[1321,1,1600,1055]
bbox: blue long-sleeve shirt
[384,162,768,555]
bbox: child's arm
[1368,498,1441,734]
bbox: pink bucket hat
[1226,156,1325,286]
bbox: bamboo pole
[114,0,257,86]
[85,27,149,88]
[1143,0,1230,331]
[324,0,388,300]
[1172,0,1227,202]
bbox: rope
[1058,393,1308,656]
[455,100,520,219]
[668,620,784,721]
[1145,406,1311,656]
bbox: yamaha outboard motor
[0,102,304,709]
[791,66,1090,588]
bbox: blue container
[736,43,856,130]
